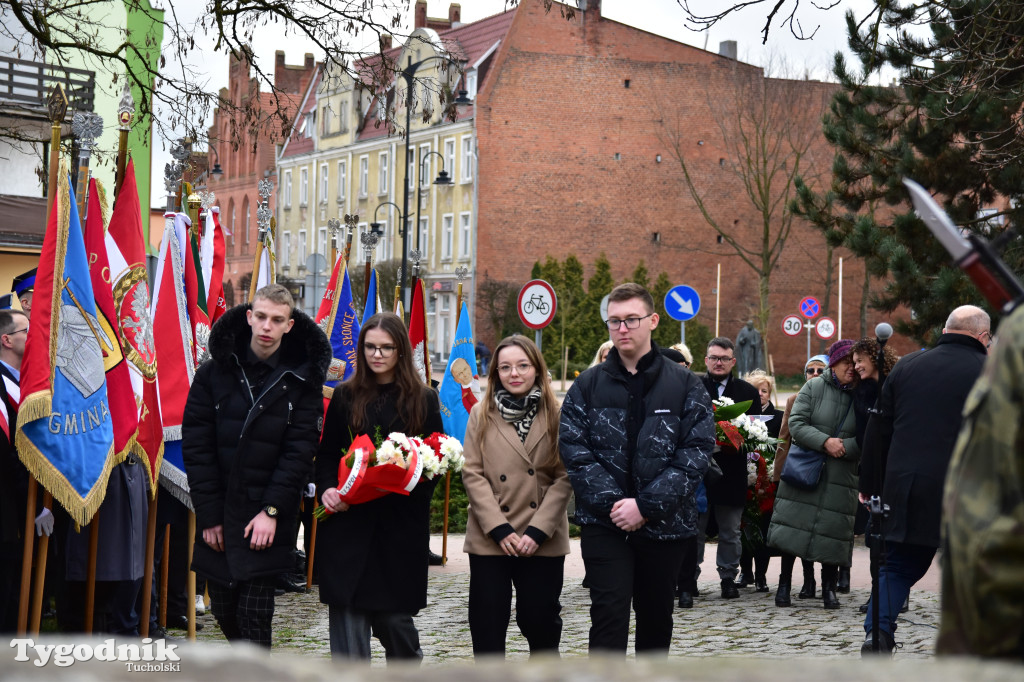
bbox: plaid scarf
[494,386,542,443]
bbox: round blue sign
[799,296,820,319]
[664,285,701,322]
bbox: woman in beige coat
[462,335,571,659]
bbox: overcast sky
[150,0,877,208]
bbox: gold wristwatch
[262,505,279,518]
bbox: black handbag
[780,396,854,491]
[779,444,825,490]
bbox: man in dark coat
[860,304,989,655]
[182,284,329,647]
[560,283,714,656]
[700,337,762,598]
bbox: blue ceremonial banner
[438,301,479,441]
[315,257,361,384]
[17,173,117,525]
[361,268,379,327]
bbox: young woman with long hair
[462,334,571,658]
[315,312,443,663]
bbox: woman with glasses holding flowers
[315,312,443,663]
[462,335,571,658]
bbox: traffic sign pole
[536,329,542,352]
[805,320,815,361]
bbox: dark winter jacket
[559,344,715,541]
[767,372,860,565]
[315,382,443,612]
[701,373,763,507]
[183,304,330,584]
[861,333,986,548]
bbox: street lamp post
[398,55,471,306]
[415,149,452,253]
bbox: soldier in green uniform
[939,304,1024,659]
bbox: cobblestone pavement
[190,563,940,664]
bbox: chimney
[379,34,392,52]
[578,0,601,15]
[275,50,286,69]
[304,53,314,70]
[718,40,737,60]
[449,3,461,24]
[415,0,427,28]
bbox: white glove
[34,508,54,537]
[304,483,316,498]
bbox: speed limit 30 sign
[782,315,803,337]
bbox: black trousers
[328,605,422,663]
[206,576,276,647]
[468,554,564,658]
[580,524,685,656]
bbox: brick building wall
[474,0,911,373]
[208,50,316,306]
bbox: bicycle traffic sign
[664,285,701,322]
[799,296,820,318]
[517,279,558,330]
[815,317,836,340]
[781,315,803,337]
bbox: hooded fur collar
[207,304,331,386]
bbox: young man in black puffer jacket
[560,283,715,656]
[183,283,329,647]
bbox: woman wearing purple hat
[767,339,861,609]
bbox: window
[465,70,477,99]
[244,199,251,244]
[375,221,389,261]
[444,139,455,181]
[228,200,236,245]
[282,232,291,265]
[419,144,432,188]
[337,160,347,201]
[304,112,314,139]
[459,212,471,258]
[378,151,389,195]
[318,227,327,258]
[407,147,416,190]
[321,105,332,136]
[358,155,368,197]
[300,168,309,206]
[298,230,308,265]
[339,102,349,132]
[418,217,429,259]
[442,214,454,260]
[461,136,473,182]
[283,171,292,208]
[320,164,329,204]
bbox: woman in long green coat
[768,339,860,609]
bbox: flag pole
[360,230,380,308]
[443,266,470,566]
[187,512,196,640]
[248,178,275,302]
[114,83,132,198]
[20,86,69,636]
[72,111,103,222]
[74,111,107,636]
[83,513,101,633]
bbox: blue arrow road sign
[664,285,701,322]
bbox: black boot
[822,579,841,609]
[838,566,851,593]
[754,574,769,593]
[678,591,694,608]
[861,629,896,657]
[736,572,752,588]
[797,577,816,599]
[775,579,792,607]
[721,579,740,599]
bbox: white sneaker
[195,595,206,615]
